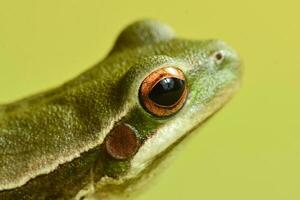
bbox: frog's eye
[139,67,188,117]
[212,50,225,64]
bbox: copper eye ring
[139,66,188,117]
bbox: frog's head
[94,20,241,197]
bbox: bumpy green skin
[0,20,241,199]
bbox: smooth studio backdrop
[0,1,299,199]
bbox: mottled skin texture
[0,20,241,199]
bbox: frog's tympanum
[0,20,241,200]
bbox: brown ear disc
[139,66,188,117]
[105,123,140,160]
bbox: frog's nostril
[215,52,224,61]
[211,50,225,65]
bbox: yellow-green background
[0,1,299,199]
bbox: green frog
[0,19,241,200]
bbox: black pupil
[149,77,185,106]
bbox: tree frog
[0,20,241,200]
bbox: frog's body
[0,20,241,200]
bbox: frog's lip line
[125,82,240,180]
